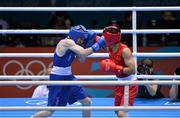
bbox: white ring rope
[1,80,180,86]
[0,29,180,34]
[0,75,180,80]
[0,53,179,58]
[0,106,180,111]
[0,7,180,11]
[133,53,180,57]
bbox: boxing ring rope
[1,106,180,111]
[1,80,180,86]
[1,75,180,80]
[1,29,180,34]
[0,6,180,11]
[0,7,180,114]
[0,52,180,58]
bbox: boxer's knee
[79,97,91,106]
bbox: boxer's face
[108,43,119,52]
[76,38,84,47]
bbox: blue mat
[0,98,180,118]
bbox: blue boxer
[32,25,105,118]
[48,74,87,106]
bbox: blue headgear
[68,25,89,43]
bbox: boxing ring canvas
[0,98,180,118]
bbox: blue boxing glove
[91,36,105,52]
[84,30,97,48]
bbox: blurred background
[0,0,180,47]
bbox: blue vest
[53,50,75,67]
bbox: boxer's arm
[68,40,93,61]
[76,54,89,63]
[72,46,93,63]
[145,84,158,96]
[169,84,178,100]
[100,59,124,74]
[122,48,135,75]
[60,39,93,62]
[91,36,105,52]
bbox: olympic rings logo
[3,60,52,90]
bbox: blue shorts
[47,74,87,106]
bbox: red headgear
[102,26,121,47]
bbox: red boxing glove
[95,35,100,42]
[95,35,106,50]
[100,59,124,75]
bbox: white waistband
[117,75,137,81]
[50,66,72,75]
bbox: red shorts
[114,85,138,106]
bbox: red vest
[109,43,129,77]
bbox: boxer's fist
[91,36,105,52]
[84,30,97,48]
[100,59,124,75]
